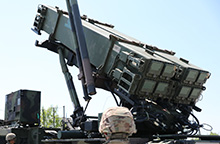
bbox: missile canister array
[32,5,210,106]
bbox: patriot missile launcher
[32,2,210,138]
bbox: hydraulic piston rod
[57,46,81,110]
[66,0,96,95]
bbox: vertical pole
[66,0,96,95]
[62,106,65,130]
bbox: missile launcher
[32,4,210,136]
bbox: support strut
[65,0,96,95]
[57,46,84,126]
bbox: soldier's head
[99,107,136,140]
[6,133,16,144]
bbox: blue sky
[0,0,220,134]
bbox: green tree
[41,106,62,128]
[210,132,219,135]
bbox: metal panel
[4,90,41,125]
[32,5,210,104]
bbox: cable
[190,112,200,134]
[201,123,213,132]
[79,99,91,124]
[104,81,119,106]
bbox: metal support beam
[66,0,96,95]
[57,46,82,113]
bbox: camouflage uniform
[99,107,136,144]
[106,140,129,144]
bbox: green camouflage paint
[5,90,41,125]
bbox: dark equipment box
[4,89,41,125]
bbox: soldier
[5,133,16,144]
[99,107,137,144]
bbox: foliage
[210,132,219,135]
[41,105,62,128]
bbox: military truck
[1,0,219,144]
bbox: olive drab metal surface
[0,1,216,142]
[32,3,211,139]
[4,89,41,125]
[32,5,210,105]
